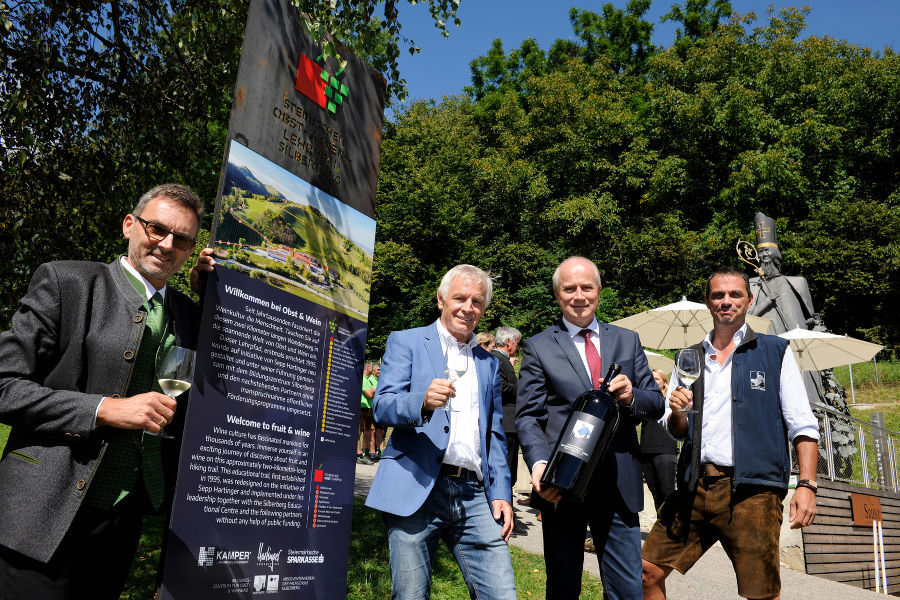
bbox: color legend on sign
[312,484,320,527]
[320,336,334,432]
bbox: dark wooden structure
[802,480,900,594]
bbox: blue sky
[227,141,376,255]
[392,0,899,106]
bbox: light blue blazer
[365,322,512,517]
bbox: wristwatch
[796,479,818,494]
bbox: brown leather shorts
[642,470,784,599]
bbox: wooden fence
[802,479,900,594]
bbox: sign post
[160,0,384,597]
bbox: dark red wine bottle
[540,363,622,502]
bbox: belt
[702,463,734,478]
[439,464,480,481]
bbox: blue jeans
[541,493,642,600]
[383,474,516,600]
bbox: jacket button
[111,394,121,398]
[444,426,450,433]
[123,350,134,360]
[75,479,86,490]
[64,432,72,437]
[133,314,144,323]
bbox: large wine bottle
[540,363,622,502]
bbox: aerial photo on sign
[212,139,376,320]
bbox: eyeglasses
[132,215,197,251]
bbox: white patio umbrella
[644,350,674,373]
[777,327,884,371]
[612,297,772,350]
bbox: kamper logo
[295,52,349,115]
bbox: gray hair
[494,326,521,347]
[437,264,493,308]
[133,183,205,222]
[552,256,601,293]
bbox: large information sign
[161,0,384,597]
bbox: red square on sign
[295,53,328,109]
[314,469,324,482]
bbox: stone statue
[746,213,826,407]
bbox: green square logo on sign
[294,52,349,114]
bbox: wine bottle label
[557,411,604,462]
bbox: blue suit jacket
[515,319,664,514]
[365,322,511,517]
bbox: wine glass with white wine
[674,348,700,414]
[441,349,468,412]
[153,346,196,438]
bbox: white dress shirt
[561,316,602,380]
[436,320,483,479]
[662,323,820,466]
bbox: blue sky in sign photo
[390,0,899,108]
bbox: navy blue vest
[678,328,791,494]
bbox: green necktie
[85,291,169,510]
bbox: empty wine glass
[152,346,196,438]
[674,348,700,414]
[440,348,467,412]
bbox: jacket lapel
[553,321,592,389]
[423,323,445,380]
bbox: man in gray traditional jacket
[0,184,204,599]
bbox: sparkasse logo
[295,52,349,115]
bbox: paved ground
[354,458,884,599]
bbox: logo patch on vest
[750,371,766,391]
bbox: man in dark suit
[365,264,516,600]
[516,256,664,600]
[0,184,205,599]
[492,326,522,499]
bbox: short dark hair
[705,266,750,298]
[133,183,204,222]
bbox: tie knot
[149,292,163,309]
[579,329,592,340]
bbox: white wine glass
[153,346,196,438]
[441,350,467,412]
[675,348,700,414]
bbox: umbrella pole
[849,363,856,404]
[874,356,879,385]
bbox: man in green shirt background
[358,361,379,464]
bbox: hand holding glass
[674,348,700,414]
[440,352,467,412]
[153,346,196,438]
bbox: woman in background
[639,369,678,510]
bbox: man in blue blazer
[516,256,664,600]
[365,264,516,600]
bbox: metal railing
[803,403,900,492]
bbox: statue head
[754,212,782,278]
[758,246,782,278]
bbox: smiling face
[554,258,600,329]
[705,273,752,330]
[437,275,487,343]
[122,196,199,289]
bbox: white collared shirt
[435,320,483,478]
[561,316,602,382]
[662,323,820,466]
